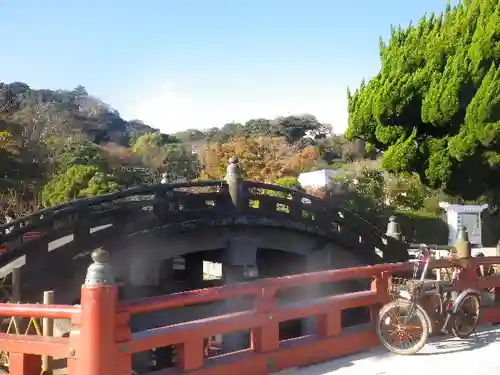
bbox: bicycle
[376,245,481,355]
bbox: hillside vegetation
[0,82,369,215]
[2,0,499,246]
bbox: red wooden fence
[2,256,500,375]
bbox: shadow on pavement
[275,325,499,375]
[417,325,500,356]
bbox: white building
[297,169,344,189]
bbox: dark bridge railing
[0,160,408,269]
[241,180,406,262]
[0,180,226,265]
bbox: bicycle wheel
[451,293,480,339]
[376,299,430,355]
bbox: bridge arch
[0,160,408,300]
[0,160,411,369]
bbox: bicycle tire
[376,299,430,355]
[451,294,480,339]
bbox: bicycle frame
[435,267,460,316]
[402,246,432,324]
[402,247,454,325]
[401,247,481,333]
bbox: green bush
[42,165,119,206]
[395,210,448,245]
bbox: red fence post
[78,249,119,375]
[370,272,389,322]
[251,285,279,353]
[9,353,41,375]
[113,312,132,374]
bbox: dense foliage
[0,82,369,220]
[3,0,499,245]
[347,0,500,206]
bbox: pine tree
[347,0,500,205]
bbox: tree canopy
[346,0,500,205]
[42,165,119,206]
[131,132,199,182]
[200,136,320,181]
[0,81,370,219]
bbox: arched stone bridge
[0,159,409,358]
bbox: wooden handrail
[128,290,381,354]
[0,304,79,319]
[118,257,500,374]
[2,256,500,375]
[121,262,411,315]
[129,310,270,353]
[121,282,265,315]
[123,256,500,317]
[0,334,70,357]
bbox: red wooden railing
[2,256,500,375]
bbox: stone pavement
[277,325,500,375]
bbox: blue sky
[1,0,458,134]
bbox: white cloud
[125,83,349,135]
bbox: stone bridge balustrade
[0,158,408,271]
[0,158,409,309]
[0,157,413,370]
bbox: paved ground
[276,325,500,375]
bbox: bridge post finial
[386,215,401,241]
[79,248,121,374]
[225,156,243,209]
[454,225,471,259]
[225,156,242,180]
[85,248,115,286]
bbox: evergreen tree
[347,0,500,206]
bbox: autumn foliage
[200,136,320,181]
